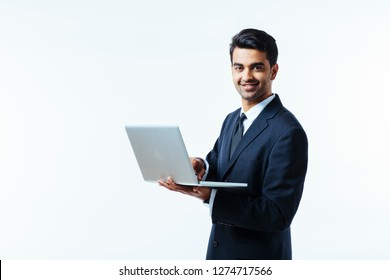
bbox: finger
[192,187,200,194]
[166,177,178,189]
[158,178,179,191]
[166,177,191,192]
[157,180,166,187]
[196,169,206,181]
[192,158,205,173]
[157,180,172,190]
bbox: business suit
[205,94,308,260]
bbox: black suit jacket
[205,95,308,260]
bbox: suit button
[213,241,219,247]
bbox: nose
[242,68,253,82]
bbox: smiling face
[231,48,279,111]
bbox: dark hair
[229,28,278,66]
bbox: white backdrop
[1,0,389,259]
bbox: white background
[1,0,389,259]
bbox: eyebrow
[251,62,265,67]
[232,62,265,67]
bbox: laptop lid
[125,125,247,188]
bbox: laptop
[125,125,247,188]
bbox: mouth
[240,82,259,91]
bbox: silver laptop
[125,125,247,188]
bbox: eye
[233,64,244,72]
[253,65,265,71]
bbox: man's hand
[191,157,206,181]
[157,156,210,201]
[158,177,211,201]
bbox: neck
[241,92,272,112]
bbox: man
[158,28,308,260]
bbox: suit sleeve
[211,127,308,232]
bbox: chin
[241,91,258,100]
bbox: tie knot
[239,113,247,124]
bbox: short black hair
[229,28,278,66]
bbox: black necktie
[230,113,246,159]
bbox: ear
[270,64,279,80]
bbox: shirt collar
[241,93,275,123]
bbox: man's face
[231,48,278,108]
